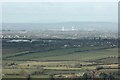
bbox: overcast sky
[2,2,118,23]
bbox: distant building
[62,26,65,31]
[72,26,75,31]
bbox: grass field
[3,47,118,61]
[2,47,118,78]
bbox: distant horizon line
[1,21,118,24]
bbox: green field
[3,47,118,61]
[2,46,119,78]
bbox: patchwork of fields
[2,39,119,79]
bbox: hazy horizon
[1,2,118,32]
[2,22,118,32]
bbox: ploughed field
[2,38,119,79]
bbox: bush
[96,66,104,70]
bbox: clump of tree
[96,66,104,70]
[49,74,55,80]
[7,62,17,66]
[82,72,92,80]
[82,71,115,79]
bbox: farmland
[2,38,119,79]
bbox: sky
[1,2,118,23]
